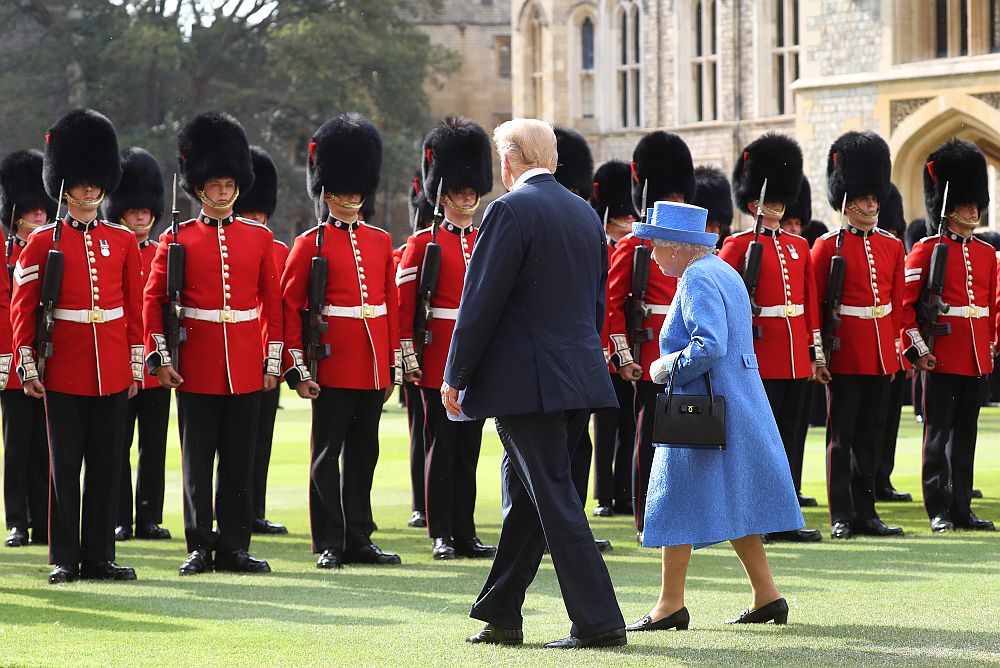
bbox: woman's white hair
[652,238,714,258]
[492,118,558,173]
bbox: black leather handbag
[651,355,726,450]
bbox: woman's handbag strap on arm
[651,354,726,449]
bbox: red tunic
[607,234,677,381]
[2,238,27,391]
[282,219,399,390]
[811,225,905,376]
[143,214,283,395]
[12,218,144,396]
[601,241,614,371]
[137,239,159,389]
[900,232,997,377]
[718,228,821,379]
[397,221,476,389]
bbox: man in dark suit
[441,118,625,649]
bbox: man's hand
[812,363,832,385]
[156,365,184,389]
[404,369,423,383]
[263,375,278,391]
[618,362,642,381]
[23,378,44,399]
[296,379,320,399]
[383,385,395,404]
[128,382,139,399]
[915,353,937,372]
[441,382,461,417]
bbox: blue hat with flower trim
[633,200,716,247]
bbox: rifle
[413,179,444,365]
[164,174,187,369]
[742,179,767,338]
[6,204,15,291]
[302,189,331,381]
[35,181,65,382]
[624,180,652,364]
[916,181,951,354]
[821,194,848,358]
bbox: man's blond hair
[492,118,558,173]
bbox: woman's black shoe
[726,598,788,625]
[626,607,690,632]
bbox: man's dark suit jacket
[444,172,617,419]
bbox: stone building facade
[511,0,1000,230]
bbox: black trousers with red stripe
[826,374,890,525]
[251,386,280,520]
[592,373,635,507]
[117,386,171,527]
[420,387,484,540]
[404,381,427,513]
[921,372,982,520]
[762,378,810,493]
[874,370,906,493]
[632,379,664,533]
[1,389,49,540]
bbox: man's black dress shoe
[80,561,137,581]
[48,564,77,584]
[135,523,171,540]
[454,537,496,559]
[344,543,401,565]
[831,521,853,539]
[317,549,343,569]
[215,549,271,573]
[953,511,995,531]
[114,525,132,541]
[544,627,627,649]
[930,514,954,533]
[626,607,690,632]
[797,493,818,508]
[972,488,983,499]
[876,488,912,502]
[593,504,613,518]
[726,598,788,625]
[465,624,523,646]
[251,518,288,535]
[408,511,427,528]
[767,528,822,543]
[179,550,213,576]
[433,537,457,560]
[5,527,27,547]
[595,538,613,553]
[853,518,904,537]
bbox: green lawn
[0,391,997,667]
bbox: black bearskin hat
[360,192,376,223]
[592,160,637,220]
[923,138,989,223]
[105,147,165,227]
[826,131,891,209]
[782,175,812,225]
[877,183,906,238]
[234,146,277,219]
[631,131,695,211]
[905,219,927,252]
[309,113,382,199]
[43,108,121,199]
[733,133,803,214]
[408,170,435,230]
[0,150,56,230]
[422,117,493,200]
[802,219,829,247]
[693,166,734,228]
[178,112,254,199]
[553,127,594,200]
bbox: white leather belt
[840,303,893,319]
[182,306,259,323]
[430,307,459,320]
[943,305,989,318]
[757,304,805,318]
[53,306,124,324]
[646,304,671,315]
[321,303,387,319]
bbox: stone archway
[890,93,1000,230]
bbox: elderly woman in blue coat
[626,201,805,632]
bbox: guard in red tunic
[607,131,690,541]
[720,134,825,543]
[283,113,401,569]
[901,139,996,533]
[591,159,638,519]
[233,145,290,537]
[145,112,282,576]
[812,131,905,540]
[12,109,143,584]
[0,149,54,549]
[398,116,496,561]
[105,147,173,543]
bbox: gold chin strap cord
[325,192,364,211]
[443,193,481,214]
[197,186,240,211]
[846,201,879,223]
[759,201,786,218]
[15,218,42,231]
[948,210,979,227]
[63,191,105,209]
[120,217,153,232]
[608,217,634,230]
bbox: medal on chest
[786,244,799,260]
[99,239,111,257]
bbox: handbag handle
[664,353,716,416]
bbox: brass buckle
[88,308,105,323]
[784,304,797,318]
[220,307,235,323]
[361,304,375,319]
[871,305,885,319]
[966,307,980,319]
